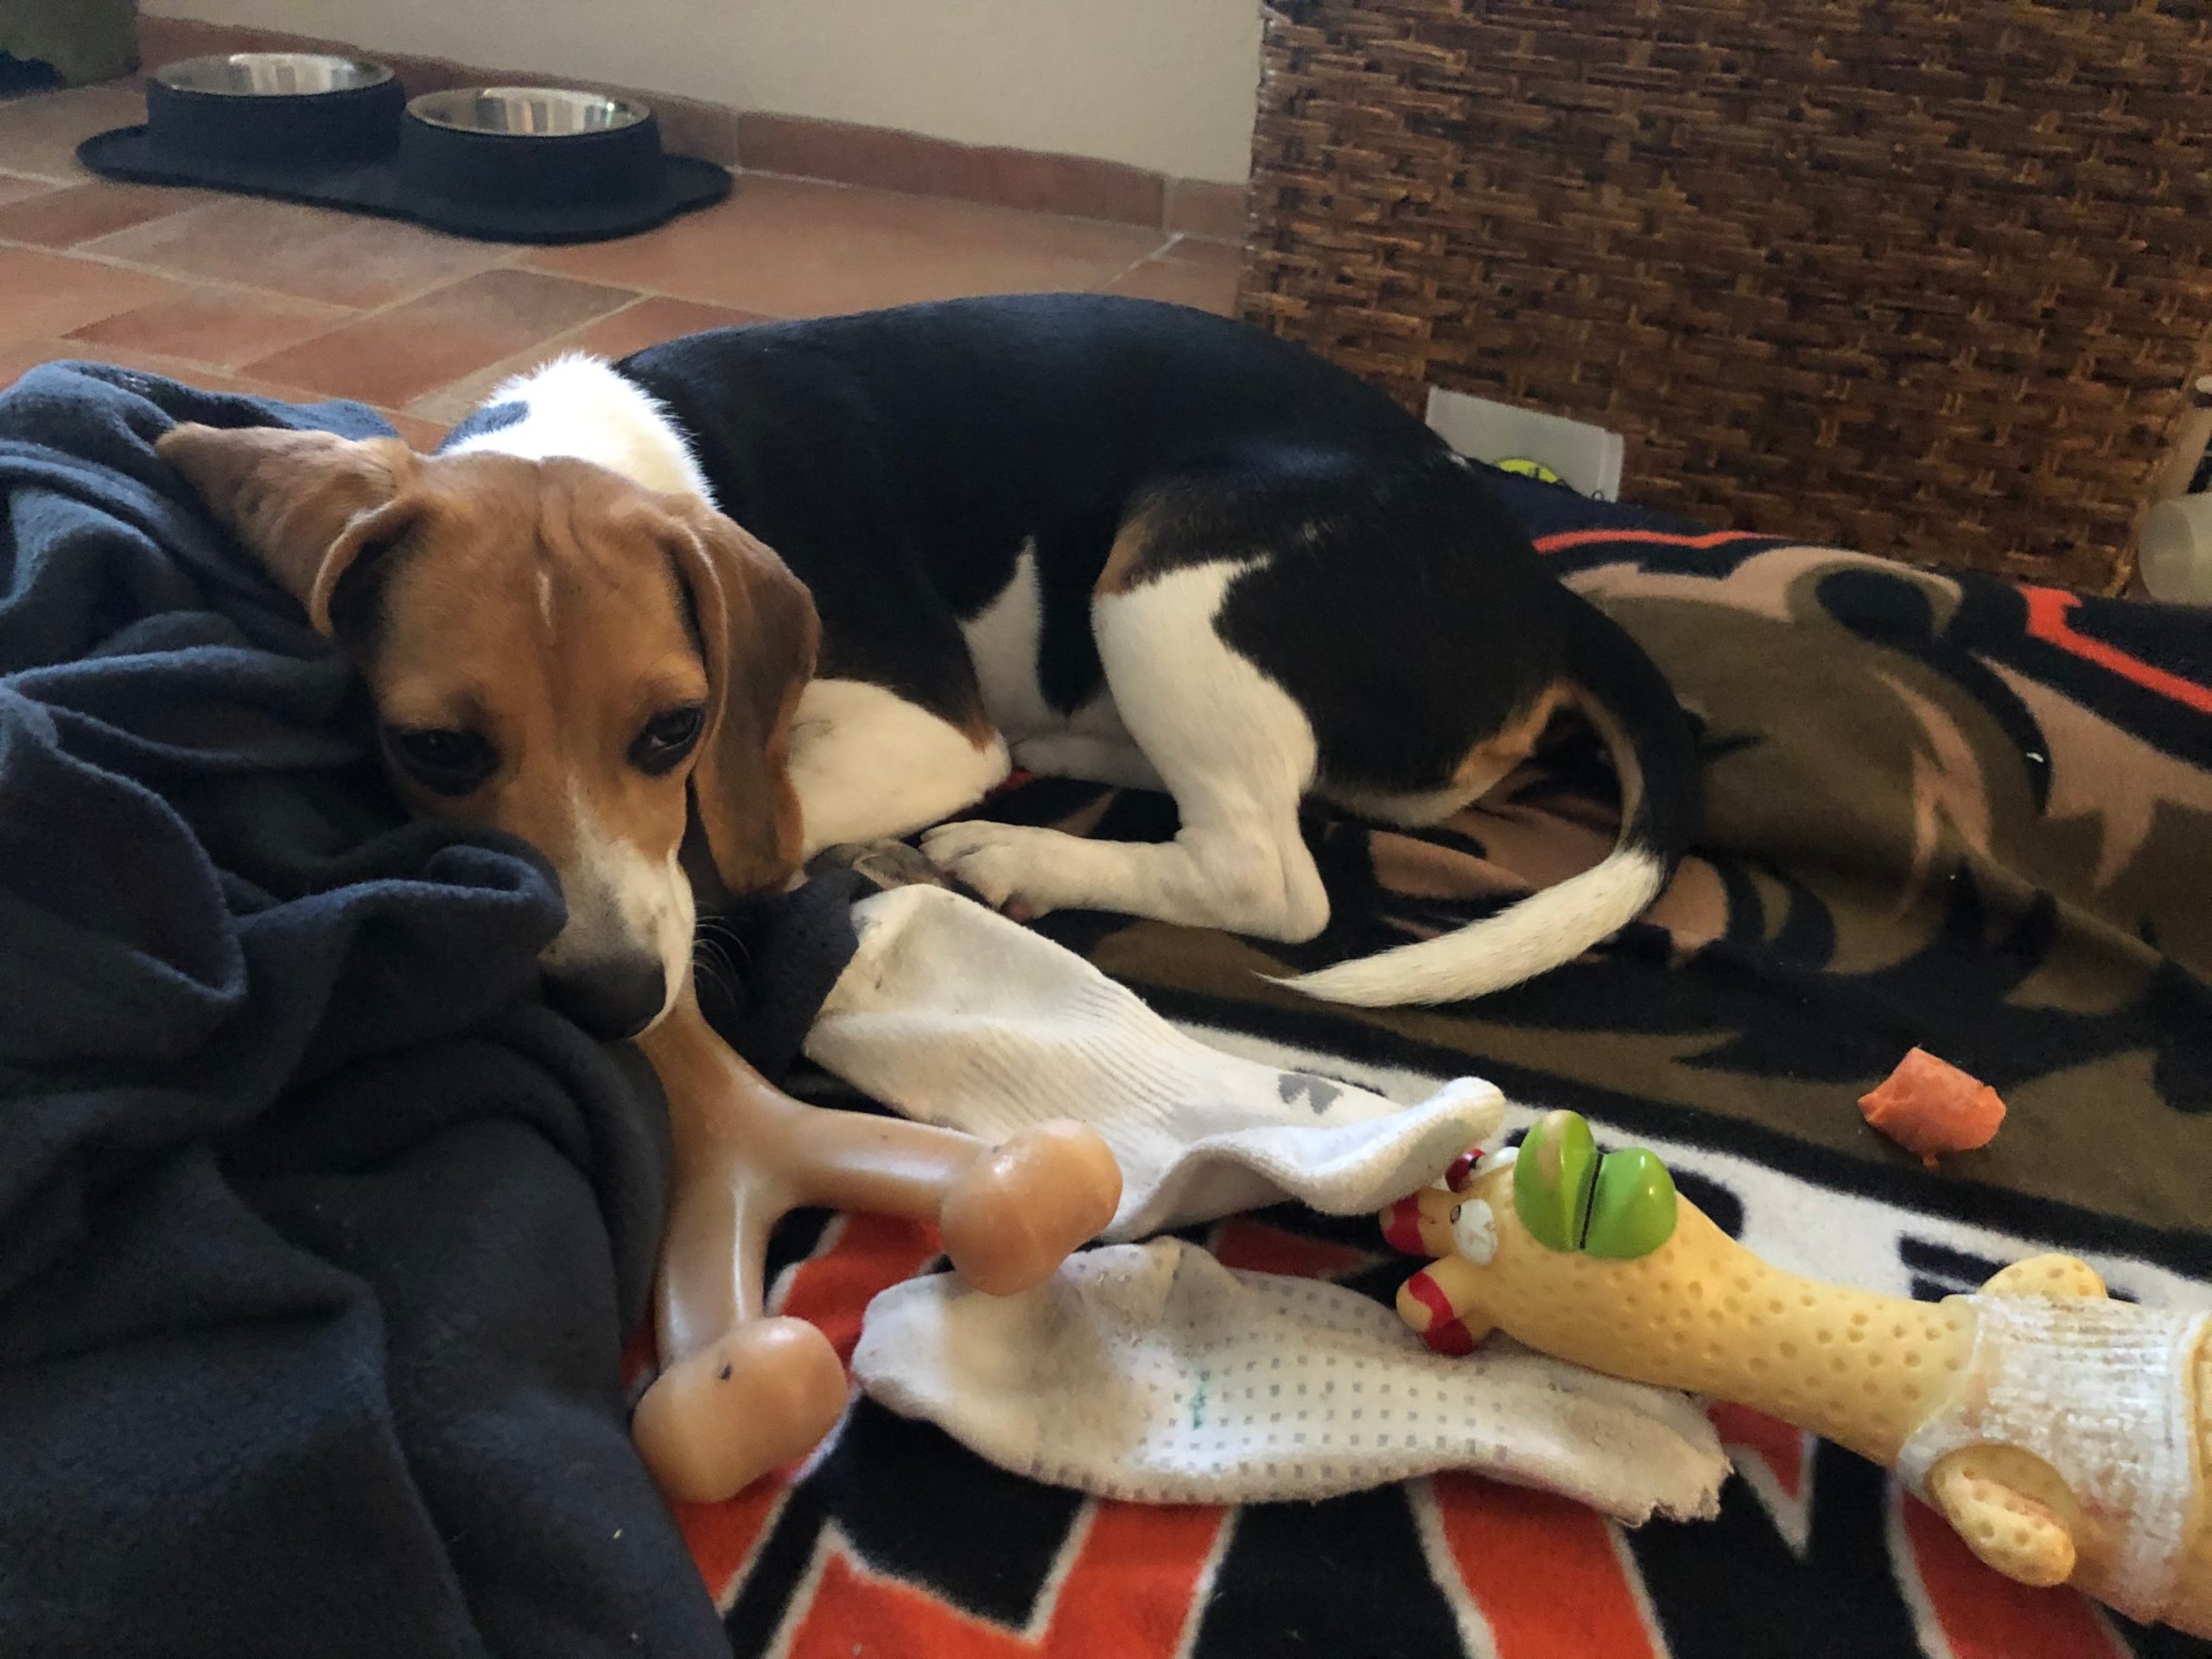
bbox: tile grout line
[232,272,647,406]
[7,161,1223,418]
[0,224,624,385]
[0,226,517,324]
[13,209,1205,416]
[399,290,798,423]
[0,220,499,418]
[1102,235,1185,289]
[10,168,1219,349]
[417,215,1184,412]
[401,295,670,423]
[404,219,1199,421]
[12,334,441,430]
[0,215,764,346]
[3,221,734,417]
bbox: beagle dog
[161,294,1695,1043]
[156,391,1128,1503]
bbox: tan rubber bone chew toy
[630,999,1122,1503]
[1382,1111,2211,1639]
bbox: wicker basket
[1239,0,2212,591]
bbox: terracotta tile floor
[0,83,1242,446]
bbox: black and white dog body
[450,293,1694,1005]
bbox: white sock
[854,1239,1728,1521]
[805,886,1503,1238]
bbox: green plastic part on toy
[1513,1110,1599,1252]
[1582,1146,1679,1259]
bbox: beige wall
[140,0,1264,181]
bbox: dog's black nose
[544,957,666,1039]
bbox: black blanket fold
[0,364,735,1658]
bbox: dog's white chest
[957,542,1152,790]
[959,543,1059,738]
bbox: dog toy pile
[1382,1111,2212,1638]
[637,881,1515,1505]
[629,1001,1121,1504]
[828,886,1727,1522]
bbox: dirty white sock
[805,885,1503,1237]
[855,1239,1728,1521]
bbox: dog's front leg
[628,995,1118,1504]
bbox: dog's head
[158,423,818,1039]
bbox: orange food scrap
[1858,1048,2006,1169]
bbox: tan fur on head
[658,493,819,897]
[158,424,420,633]
[156,422,821,1030]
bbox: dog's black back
[619,294,1572,795]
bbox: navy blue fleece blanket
[0,363,728,1658]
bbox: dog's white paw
[920,821,1065,918]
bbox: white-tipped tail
[1287,591,1696,1009]
[1280,844,1668,1007]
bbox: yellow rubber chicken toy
[1381,1111,2210,1639]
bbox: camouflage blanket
[680,474,2211,1659]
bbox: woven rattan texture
[1239,0,2212,588]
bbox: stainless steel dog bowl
[154,53,394,98]
[146,51,405,166]
[399,86,668,230]
[406,87,649,138]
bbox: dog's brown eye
[631,705,704,776]
[383,725,498,797]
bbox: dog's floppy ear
[664,499,820,894]
[157,423,420,636]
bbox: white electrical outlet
[1424,387,1624,501]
